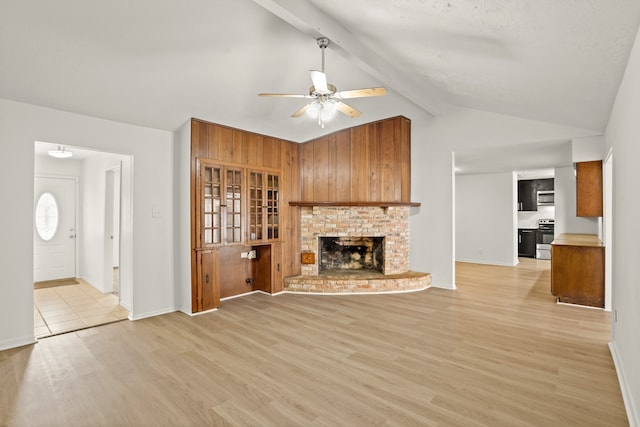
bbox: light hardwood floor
[1,259,627,426]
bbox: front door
[34,177,77,282]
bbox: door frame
[104,163,122,297]
[603,148,613,314]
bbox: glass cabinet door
[248,171,279,242]
[225,168,242,244]
[248,171,263,241]
[201,164,242,246]
[202,166,222,245]
[266,174,279,240]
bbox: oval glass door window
[35,192,59,241]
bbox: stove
[536,219,555,259]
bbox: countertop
[551,233,603,247]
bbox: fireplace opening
[319,236,384,274]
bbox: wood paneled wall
[299,116,411,203]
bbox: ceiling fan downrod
[317,37,329,73]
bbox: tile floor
[34,279,129,338]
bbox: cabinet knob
[205,273,209,284]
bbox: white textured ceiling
[1,0,639,145]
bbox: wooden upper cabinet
[199,160,243,246]
[248,170,280,243]
[576,160,603,217]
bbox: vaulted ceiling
[1,0,639,144]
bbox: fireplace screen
[319,236,384,274]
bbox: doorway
[33,142,131,338]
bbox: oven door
[537,228,554,245]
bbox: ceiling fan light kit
[259,37,387,128]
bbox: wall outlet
[241,250,257,259]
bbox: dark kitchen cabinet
[518,229,537,258]
[518,180,537,211]
[517,178,554,211]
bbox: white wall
[553,166,599,236]
[455,172,517,266]
[80,153,128,294]
[0,99,175,350]
[409,107,597,288]
[605,24,640,427]
[572,135,605,163]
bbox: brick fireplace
[284,205,430,293]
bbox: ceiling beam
[253,0,447,117]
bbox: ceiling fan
[258,37,387,128]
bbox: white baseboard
[0,334,36,351]
[609,341,639,427]
[128,306,176,321]
[455,258,517,267]
[185,307,218,317]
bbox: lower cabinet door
[518,229,537,258]
[271,243,283,293]
[197,249,220,311]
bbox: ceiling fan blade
[335,87,387,99]
[258,93,310,98]
[291,103,312,118]
[310,70,328,92]
[335,101,361,118]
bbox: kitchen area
[455,136,608,309]
[517,159,606,309]
[517,176,555,261]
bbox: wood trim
[289,201,421,207]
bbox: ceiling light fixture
[48,146,73,158]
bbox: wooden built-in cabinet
[576,160,603,217]
[191,119,300,312]
[190,116,412,312]
[195,249,220,311]
[551,234,604,308]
